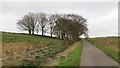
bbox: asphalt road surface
[80,41,118,66]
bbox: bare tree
[48,14,57,37]
[17,12,88,42]
[36,24,39,34]
[66,14,88,40]
[48,14,61,38]
[54,14,88,43]
[36,12,48,36]
[17,13,37,34]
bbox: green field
[2,32,70,66]
[88,37,120,63]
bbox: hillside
[2,32,69,66]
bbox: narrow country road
[80,41,118,66]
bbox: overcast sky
[0,1,118,37]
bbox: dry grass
[2,42,49,66]
[2,32,69,66]
[89,37,118,51]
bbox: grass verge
[95,45,120,63]
[57,41,83,67]
[89,38,119,63]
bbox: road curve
[80,41,118,66]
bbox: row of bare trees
[17,12,88,43]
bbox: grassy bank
[57,41,83,67]
[89,37,119,63]
[2,32,69,66]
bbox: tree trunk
[32,30,34,35]
[58,30,61,39]
[62,34,64,39]
[51,28,52,37]
[32,27,34,35]
[42,27,44,36]
[51,32,52,37]
[61,32,65,39]
[28,30,31,34]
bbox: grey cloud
[1,2,118,37]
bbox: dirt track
[80,42,118,66]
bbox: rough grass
[88,37,119,63]
[57,41,83,67]
[2,32,64,43]
[2,32,69,66]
